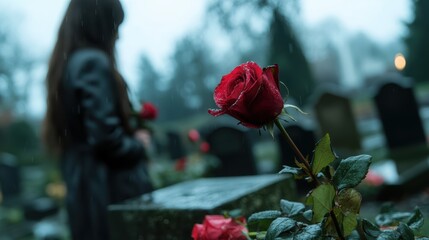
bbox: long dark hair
[43,0,132,155]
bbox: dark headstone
[109,174,296,240]
[374,82,426,150]
[166,131,186,160]
[0,153,20,205]
[314,92,361,154]
[373,78,429,199]
[205,126,257,176]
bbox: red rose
[191,215,248,240]
[188,129,200,143]
[199,142,210,153]
[140,102,158,120]
[208,62,284,128]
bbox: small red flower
[191,215,248,240]
[175,157,187,172]
[140,102,158,120]
[199,142,210,153]
[188,129,200,143]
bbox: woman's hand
[134,129,152,149]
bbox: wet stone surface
[109,174,296,240]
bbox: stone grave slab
[109,174,295,240]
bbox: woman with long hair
[43,0,152,239]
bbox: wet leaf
[248,210,282,232]
[278,165,304,178]
[265,217,296,240]
[292,224,322,240]
[280,199,305,217]
[343,212,358,237]
[362,218,381,238]
[308,184,335,222]
[333,155,372,190]
[312,134,336,175]
[407,208,424,232]
[376,230,401,240]
[397,222,414,239]
[303,210,313,222]
[336,188,362,214]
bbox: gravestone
[205,126,257,176]
[109,174,296,240]
[0,153,21,205]
[314,91,361,155]
[373,79,429,199]
[277,124,316,194]
[166,131,186,160]
[374,82,426,151]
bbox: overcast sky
[0,0,412,117]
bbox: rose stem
[274,118,345,240]
[274,119,319,185]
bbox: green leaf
[336,188,362,214]
[311,134,336,175]
[280,199,305,217]
[343,212,358,237]
[333,155,372,190]
[397,222,414,239]
[278,165,304,178]
[303,210,313,222]
[308,184,335,222]
[407,208,424,232]
[292,224,322,240]
[376,211,412,227]
[265,218,296,240]
[362,218,381,238]
[247,210,282,232]
[376,230,401,240]
[323,207,342,237]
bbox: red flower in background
[175,157,187,172]
[199,142,210,153]
[363,170,384,186]
[191,215,248,240]
[188,129,200,143]
[208,62,284,128]
[140,102,158,120]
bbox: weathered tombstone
[314,91,361,155]
[374,81,426,151]
[0,153,21,205]
[166,131,186,160]
[205,126,257,176]
[109,174,296,240]
[373,78,429,199]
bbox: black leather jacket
[60,49,151,240]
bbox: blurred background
[2,0,429,239]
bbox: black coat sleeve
[67,49,145,169]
